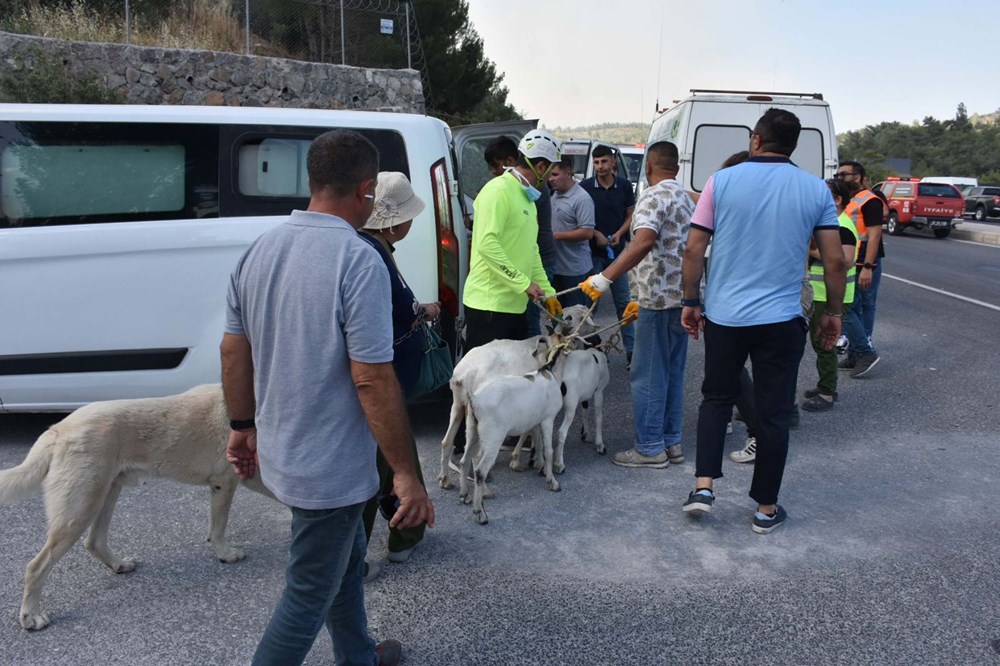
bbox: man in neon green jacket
[463,129,563,350]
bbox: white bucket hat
[364,171,426,230]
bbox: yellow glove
[579,273,612,302]
[544,297,563,318]
[622,301,639,326]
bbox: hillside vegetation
[546,122,647,145]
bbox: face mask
[506,167,542,202]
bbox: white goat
[509,347,610,473]
[437,305,597,490]
[459,350,568,524]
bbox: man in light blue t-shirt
[221,130,434,666]
[678,108,846,535]
[548,156,595,307]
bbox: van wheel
[933,228,951,239]
[974,206,986,222]
[886,212,904,236]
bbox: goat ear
[585,315,596,325]
[544,321,556,335]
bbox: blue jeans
[252,502,377,666]
[591,254,634,353]
[631,307,688,456]
[843,262,882,356]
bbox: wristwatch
[862,263,874,270]
[229,418,256,431]
[680,298,701,307]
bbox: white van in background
[639,89,839,196]
[920,176,977,191]
[617,144,644,192]
[559,138,627,183]
[0,104,526,411]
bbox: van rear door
[451,120,538,206]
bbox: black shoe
[838,356,857,370]
[752,505,787,534]
[800,394,835,412]
[803,387,838,401]
[850,353,880,378]
[682,489,714,515]
[375,639,402,666]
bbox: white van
[920,176,977,189]
[559,138,627,183]
[0,104,528,411]
[639,89,839,196]
[617,144,644,192]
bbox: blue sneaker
[751,505,787,534]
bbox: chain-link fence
[1,1,428,79]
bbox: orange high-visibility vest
[845,189,888,240]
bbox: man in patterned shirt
[580,141,695,468]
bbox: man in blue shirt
[678,109,846,535]
[580,144,636,360]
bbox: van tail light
[994,196,1000,205]
[430,158,460,318]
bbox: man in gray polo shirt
[548,156,595,308]
[221,130,434,666]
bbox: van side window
[457,136,497,199]
[789,128,824,179]
[224,126,409,218]
[894,183,913,197]
[691,125,752,192]
[0,122,219,228]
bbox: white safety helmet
[518,129,562,164]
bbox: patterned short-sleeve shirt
[627,178,694,310]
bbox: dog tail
[0,427,54,504]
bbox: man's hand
[623,301,639,325]
[226,429,258,480]
[819,313,842,350]
[681,305,705,340]
[580,273,612,301]
[420,302,441,320]
[593,233,608,248]
[525,283,545,301]
[858,267,873,290]
[390,472,435,530]
[609,231,623,247]
[544,297,563,317]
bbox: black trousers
[463,305,529,353]
[695,316,807,505]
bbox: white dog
[0,384,271,631]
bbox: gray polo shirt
[225,210,393,510]
[551,183,596,276]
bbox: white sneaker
[729,436,757,464]
[836,334,849,354]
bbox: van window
[918,183,960,198]
[620,152,643,183]
[691,125,751,191]
[456,135,496,199]
[789,128,824,179]
[893,183,914,197]
[223,126,408,218]
[0,121,219,228]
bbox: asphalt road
[2,236,1000,665]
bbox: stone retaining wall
[0,31,424,113]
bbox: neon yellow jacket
[463,172,554,314]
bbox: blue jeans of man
[631,307,688,456]
[591,254,634,353]
[252,501,377,666]
[843,262,881,356]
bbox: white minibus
[0,104,530,411]
[639,89,839,196]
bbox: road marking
[951,238,1000,249]
[883,273,1000,312]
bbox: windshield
[918,183,960,198]
[619,152,643,184]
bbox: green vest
[809,211,858,303]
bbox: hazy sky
[466,0,999,133]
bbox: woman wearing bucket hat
[358,171,434,572]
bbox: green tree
[411,0,520,123]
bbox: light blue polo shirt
[690,157,839,326]
[225,210,392,510]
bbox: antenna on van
[654,6,664,114]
